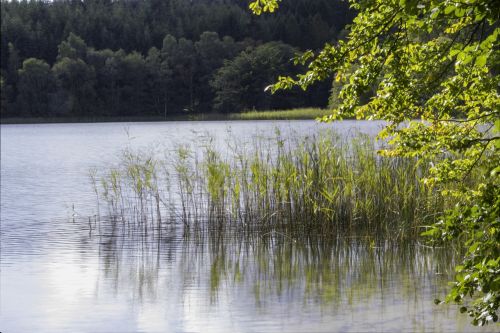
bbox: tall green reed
[92,129,464,240]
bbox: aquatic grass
[230,108,330,120]
[92,129,470,240]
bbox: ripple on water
[1,121,496,333]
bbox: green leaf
[475,55,487,67]
[454,8,465,18]
[493,119,500,133]
[444,6,455,15]
[468,242,481,253]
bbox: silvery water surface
[1,120,496,332]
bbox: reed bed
[230,108,330,120]
[92,129,459,240]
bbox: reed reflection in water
[86,218,483,333]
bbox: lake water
[1,121,496,332]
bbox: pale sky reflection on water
[1,121,497,332]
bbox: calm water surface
[1,121,496,332]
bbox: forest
[0,0,354,119]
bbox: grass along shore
[230,108,330,120]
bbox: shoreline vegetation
[91,129,476,242]
[1,108,332,124]
[229,108,331,120]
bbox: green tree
[87,48,117,115]
[211,41,303,113]
[118,51,148,116]
[52,33,96,117]
[157,36,177,116]
[57,32,88,61]
[145,46,166,116]
[251,0,499,326]
[6,42,20,85]
[16,58,55,117]
[0,43,20,116]
[0,74,11,117]
[52,57,96,117]
[161,36,198,112]
[195,31,240,111]
[101,50,125,117]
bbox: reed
[92,129,467,240]
[229,108,330,120]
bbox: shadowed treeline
[1,0,354,119]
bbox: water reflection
[2,121,495,332]
[81,219,489,332]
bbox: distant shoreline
[1,108,331,124]
[1,115,213,125]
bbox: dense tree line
[0,0,353,118]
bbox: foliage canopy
[250,0,499,326]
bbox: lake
[0,121,495,332]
